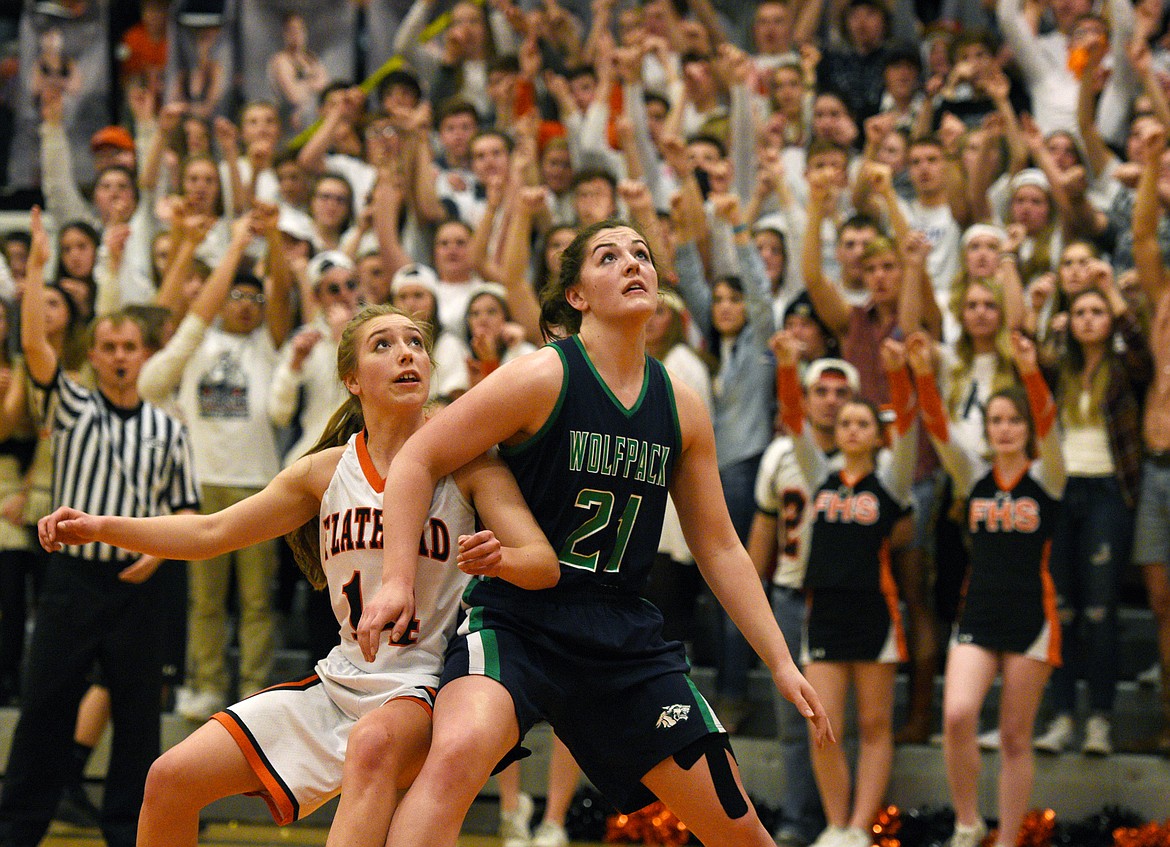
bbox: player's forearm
[495,544,560,590]
[704,549,795,674]
[380,454,437,589]
[92,512,226,560]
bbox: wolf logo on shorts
[657,704,692,728]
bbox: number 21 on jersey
[561,489,642,573]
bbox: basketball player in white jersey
[38,305,559,847]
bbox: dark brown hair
[539,219,657,340]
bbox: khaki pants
[187,484,278,698]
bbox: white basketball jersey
[318,431,473,689]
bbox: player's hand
[118,554,163,584]
[356,579,416,661]
[772,661,835,747]
[456,530,504,577]
[38,506,98,551]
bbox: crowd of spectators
[0,0,1168,845]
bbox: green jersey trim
[685,675,724,733]
[499,342,571,458]
[657,358,683,458]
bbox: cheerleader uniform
[917,369,1066,664]
[777,362,917,665]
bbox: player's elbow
[516,548,560,590]
[534,558,561,589]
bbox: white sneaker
[838,826,873,847]
[499,791,534,847]
[810,825,848,847]
[172,685,194,714]
[531,821,569,847]
[946,818,988,847]
[977,729,1000,751]
[1034,714,1075,754]
[1138,662,1161,687]
[1082,714,1113,756]
[175,687,226,723]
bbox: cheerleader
[907,330,1064,847]
[774,331,918,847]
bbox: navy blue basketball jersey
[965,467,1060,604]
[499,336,681,595]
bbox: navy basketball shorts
[440,581,729,812]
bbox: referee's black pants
[0,554,163,847]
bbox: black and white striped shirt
[35,369,200,562]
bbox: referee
[0,210,199,847]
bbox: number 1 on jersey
[341,571,420,645]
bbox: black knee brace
[672,734,749,820]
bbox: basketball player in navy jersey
[908,330,1065,847]
[356,220,832,847]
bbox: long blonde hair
[285,304,428,589]
[946,279,1017,416]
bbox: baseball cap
[277,207,316,244]
[466,281,508,306]
[390,263,439,297]
[804,358,861,392]
[307,251,355,288]
[91,126,135,152]
[783,291,834,341]
[176,0,225,27]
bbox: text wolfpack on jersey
[568,431,670,487]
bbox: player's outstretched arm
[456,452,560,589]
[39,451,336,560]
[669,381,835,746]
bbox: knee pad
[672,734,748,820]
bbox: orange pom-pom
[605,802,690,845]
[1112,819,1170,847]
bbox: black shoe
[54,783,101,828]
[0,676,18,707]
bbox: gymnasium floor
[42,821,332,847]
[40,821,606,847]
